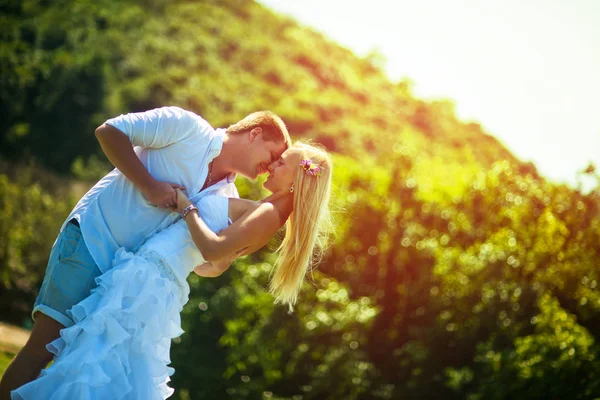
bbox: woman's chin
[263,181,281,193]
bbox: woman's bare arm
[193,249,244,277]
[194,258,233,277]
[172,189,284,262]
[184,202,282,262]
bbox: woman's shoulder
[197,195,275,225]
[227,197,260,222]
[227,197,257,207]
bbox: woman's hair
[269,140,333,312]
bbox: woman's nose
[267,163,274,172]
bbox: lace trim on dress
[137,248,186,301]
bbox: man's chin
[262,181,273,192]
[246,170,259,180]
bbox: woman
[12,141,332,400]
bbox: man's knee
[18,342,54,366]
[21,313,64,364]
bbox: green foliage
[0,351,15,376]
[1,0,516,173]
[0,165,75,325]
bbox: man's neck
[208,155,229,184]
[212,134,232,180]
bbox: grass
[0,321,29,379]
[0,350,15,376]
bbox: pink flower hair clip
[300,159,321,176]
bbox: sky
[259,0,600,191]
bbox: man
[0,106,290,398]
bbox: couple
[1,106,332,399]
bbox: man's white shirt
[63,106,238,273]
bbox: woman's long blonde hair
[269,141,333,312]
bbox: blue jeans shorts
[33,219,101,328]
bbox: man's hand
[95,123,185,209]
[166,188,193,213]
[143,181,185,209]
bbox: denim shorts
[33,219,101,328]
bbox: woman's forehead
[282,148,302,161]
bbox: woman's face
[263,148,302,193]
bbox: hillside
[2,0,521,176]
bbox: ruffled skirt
[12,248,189,400]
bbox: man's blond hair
[227,111,291,149]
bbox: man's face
[243,128,288,179]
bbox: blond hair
[269,141,333,312]
[227,111,291,148]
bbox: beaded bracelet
[181,204,198,219]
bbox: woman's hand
[169,188,192,213]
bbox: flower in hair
[300,159,321,176]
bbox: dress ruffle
[12,248,188,400]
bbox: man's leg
[0,220,100,399]
[0,314,63,400]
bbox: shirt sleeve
[104,106,200,149]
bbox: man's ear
[249,127,262,141]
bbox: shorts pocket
[57,223,83,263]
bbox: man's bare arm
[95,123,183,208]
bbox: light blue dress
[12,195,230,400]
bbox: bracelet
[181,204,198,219]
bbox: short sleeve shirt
[62,106,238,273]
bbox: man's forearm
[95,123,156,192]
